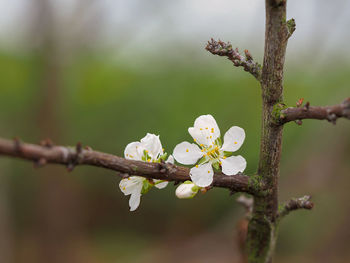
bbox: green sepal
[191,185,200,193]
[212,162,220,170]
[183,180,193,184]
[142,150,152,162]
[223,151,234,157]
[215,137,222,147]
[141,180,153,194]
[159,152,168,161]
[197,156,209,165]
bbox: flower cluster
[119,133,173,211]
[119,115,246,211]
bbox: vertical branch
[246,0,290,262]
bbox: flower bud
[175,181,199,199]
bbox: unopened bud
[175,181,199,199]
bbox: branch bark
[0,137,263,195]
[246,1,290,262]
[279,98,350,124]
[205,38,262,82]
[277,195,314,219]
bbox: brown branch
[279,98,350,125]
[205,38,262,82]
[0,137,263,195]
[277,195,314,219]
[246,1,290,262]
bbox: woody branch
[0,137,263,195]
[278,98,350,125]
[277,195,314,219]
[205,38,262,82]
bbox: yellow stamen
[211,128,214,133]
[123,187,126,190]
[200,128,203,130]
[147,159,151,162]
[219,161,222,165]
[207,170,210,173]
[127,178,130,180]
[145,150,148,153]
[223,156,227,159]
[196,165,198,168]
[205,127,208,129]
[210,136,212,139]
[194,139,196,142]
[200,144,203,147]
[234,142,238,144]
[186,149,189,152]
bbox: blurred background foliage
[0,0,350,262]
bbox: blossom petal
[119,176,144,195]
[129,193,141,211]
[188,115,220,146]
[194,114,220,138]
[188,127,208,146]
[221,126,246,152]
[124,142,143,160]
[154,180,168,189]
[220,155,247,175]
[140,133,163,159]
[166,155,174,164]
[190,162,214,187]
[173,142,203,165]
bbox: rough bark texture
[0,138,263,195]
[279,98,350,124]
[246,1,289,262]
[277,195,314,219]
[205,38,262,81]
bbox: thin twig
[279,98,350,125]
[277,195,314,219]
[205,38,262,82]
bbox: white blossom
[119,133,172,211]
[173,115,246,187]
[175,181,199,199]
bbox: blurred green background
[0,1,350,263]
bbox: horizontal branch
[278,98,350,124]
[205,38,262,82]
[0,137,263,195]
[277,195,314,219]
